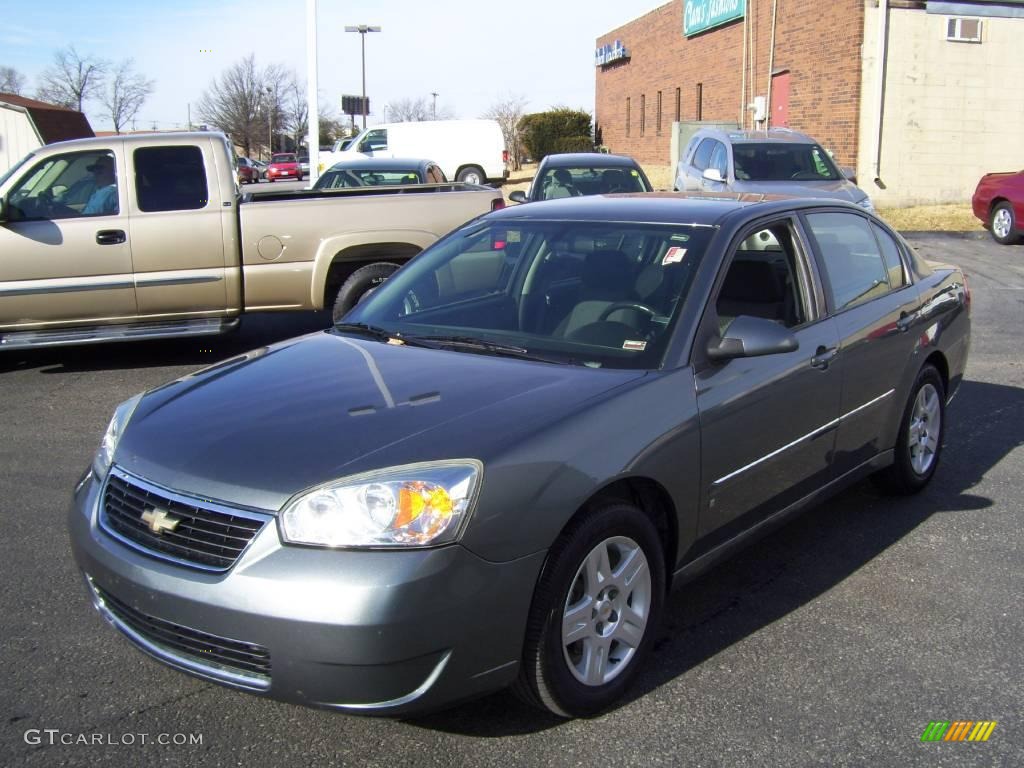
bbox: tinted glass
[733,143,841,181]
[134,146,208,212]
[7,150,118,220]
[345,220,715,369]
[872,223,907,288]
[315,168,423,189]
[271,154,296,163]
[806,212,890,311]
[538,166,649,198]
[692,138,716,171]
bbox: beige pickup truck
[0,131,503,349]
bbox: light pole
[431,92,438,120]
[344,24,381,130]
[265,86,274,157]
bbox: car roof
[540,153,642,169]
[696,128,817,146]
[324,157,432,171]
[486,191,838,226]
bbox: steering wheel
[597,302,658,323]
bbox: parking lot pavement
[1,236,1020,767]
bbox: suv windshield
[343,219,713,369]
[733,143,841,182]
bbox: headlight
[856,197,875,211]
[279,460,482,548]
[92,393,144,478]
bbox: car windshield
[271,154,296,164]
[733,143,841,182]
[539,166,651,199]
[315,168,422,189]
[343,219,713,369]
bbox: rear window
[271,154,296,163]
[134,146,208,212]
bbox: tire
[990,201,1021,245]
[456,166,486,185]
[513,502,665,717]
[873,364,946,495]
[330,262,400,322]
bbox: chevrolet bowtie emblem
[141,507,181,535]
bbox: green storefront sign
[683,0,746,37]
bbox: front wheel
[990,201,1021,245]
[456,166,485,185]
[331,262,400,322]
[514,502,665,717]
[873,364,946,494]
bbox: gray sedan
[69,193,970,718]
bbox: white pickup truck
[0,131,503,349]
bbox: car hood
[114,331,645,512]
[731,179,868,203]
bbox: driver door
[0,146,137,331]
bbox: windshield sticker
[507,230,521,243]
[662,247,687,265]
[623,340,647,351]
[670,233,691,242]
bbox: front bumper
[69,469,545,715]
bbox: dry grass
[503,162,980,233]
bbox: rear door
[694,215,842,548]
[0,144,137,330]
[127,142,230,317]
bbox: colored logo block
[921,721,997,742]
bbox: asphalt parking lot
[1,234,1020,767]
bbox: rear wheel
[514,502,665,717]
[874,364,945,494]
[330,262,400,322]
[990,202,1021,245]
[456,166,485,185]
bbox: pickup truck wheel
[331,262,400,322]
[456,166,485,185]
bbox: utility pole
[431,92,438,120]
[345,24,381,130]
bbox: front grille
[100,467,270,571]
[93,582,271,680]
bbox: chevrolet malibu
[70,194,970,718]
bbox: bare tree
[387,96,454,123]
[101,59,154,133]
[36,45,107,111]
[0,66,27,95]
[483,94,528,171]
[197,55,285,158]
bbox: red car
[266,153,302,182]
[972,169,1024,245]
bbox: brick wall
[595,0,864,167]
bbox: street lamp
[344,24,381,130]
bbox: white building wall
[858,4,1024,207]
[0,105,43,175]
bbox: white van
[322,119,508,185]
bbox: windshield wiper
[408,334,576,365]
[332,323,440,349]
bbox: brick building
[595,0,1024,206]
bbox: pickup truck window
[134,146,209,213]
[7,150,118,220]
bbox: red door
[770,71,790,128]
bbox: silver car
[674,128,873,211]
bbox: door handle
[896,311,915,333]
[810,345,838,370]
[96,229,126,245]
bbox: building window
[947,17,982,43]
[675,87,681,123]
[656,91,663,135]
[640,94,646,136]
[626,97,631,137]
[696,82,703,121]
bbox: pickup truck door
[126,142,231,317]
[0,146,137,330]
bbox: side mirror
[509,190,527,204]
[841,166,857,184]
[706,315,798,361]
[702,168,725,183]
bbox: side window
[709,141,728,177]
[359,129,387,153]
[692,138,716,171]
[6,150,118,220]
[427,164,445,183]
[805,212,890,311]
[134,146,208,212]
[716,221,809,333]
[871,223,907,288]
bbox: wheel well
[923,351,949,394]
[323,242,421,306]
[989,196,1009,217]
[456,164,485,180]
[577,477,678,591]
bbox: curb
[899,230,988,240]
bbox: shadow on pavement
[408,378,1023,736]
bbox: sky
[2,0,668,132]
